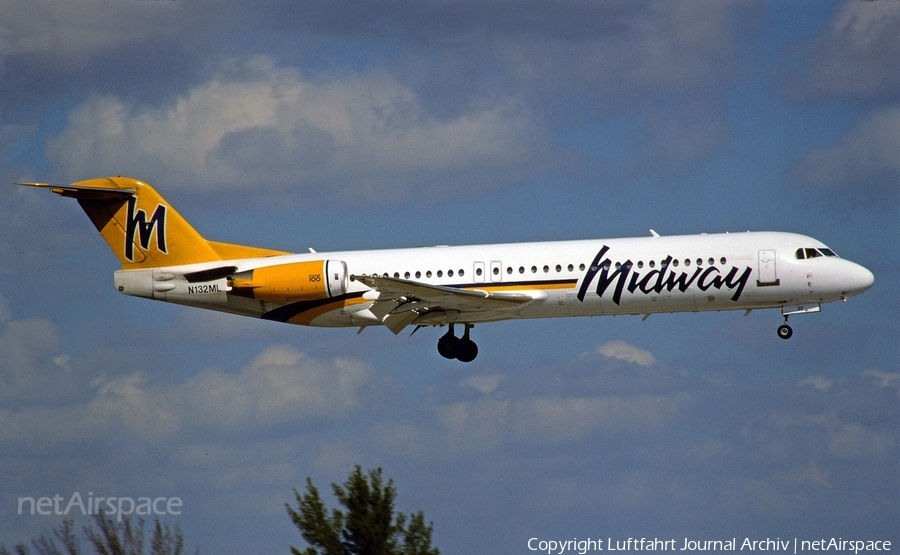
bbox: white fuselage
[113,231,874,330]
[26,177,874,361]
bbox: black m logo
[124,197,167,261]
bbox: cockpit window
[796,247,838,260]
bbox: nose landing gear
[437,323,478,362]
[777,316,793,340]
[776,304,821,340]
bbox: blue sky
[1,1,898,553]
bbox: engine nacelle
[229,260,348,302]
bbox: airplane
[21,176,874,362]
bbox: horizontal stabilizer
[19,182,136,200]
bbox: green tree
[286,466,439,555]
[0,514,193,555]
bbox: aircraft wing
[351,274,537,334]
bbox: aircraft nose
[843,261,874,298]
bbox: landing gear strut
[777,316,793,340]
[437,323,478,362]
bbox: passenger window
[637,261,644,269]
[555,264,562,272]
[394,272,400,278]
[459,269,465,277]
[672,259,679,268]
[684,259,691,267]
[720,257,727,265]
[426,271,432,278]
[519,266,525,274]
[404,271,410,279]
[476,268,483,276]
[531,266,537,273]
[708,257,714,266]
[543,265,549,273]
[448,270,454,277]
[649,260,656,269]
[437,270,443,278]
[579,263,585,271]
[492,267,499,275]
[415,271,421,278]
[567,264,574,272]
[696,258,703,266]
[506,267,512,275]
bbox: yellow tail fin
[21,177,286,269]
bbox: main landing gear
[777,316,793,340]
[437,323,478,362]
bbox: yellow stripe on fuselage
[466,281,576,293]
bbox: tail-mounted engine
[229,260,349,302]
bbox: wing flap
[369,298,402,321]
[383,310,420,334]
[351,274,538,332]
[352,274,533,308]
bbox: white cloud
[865,370,900,390]
[777,463,831,489]
[789,106,900,190]
[832,2,900,48]
[0,0,179,61]
[176,345,372,428]
[461,374,503,394]
[0,311,76,406]
[828,423,895,460]
[0,345,373,445]
[369,421,435,460]
[0,297,11,322]
[797,375,833,392]
[511,393,687,441]
[311,441,360,474]
[786,2,900,101]
[435,399,509,455]
[424,390,689,455]
[0,318,58,374]
[595,340,657,367]
[47,57,548,205]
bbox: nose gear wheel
[777,315,793,340]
